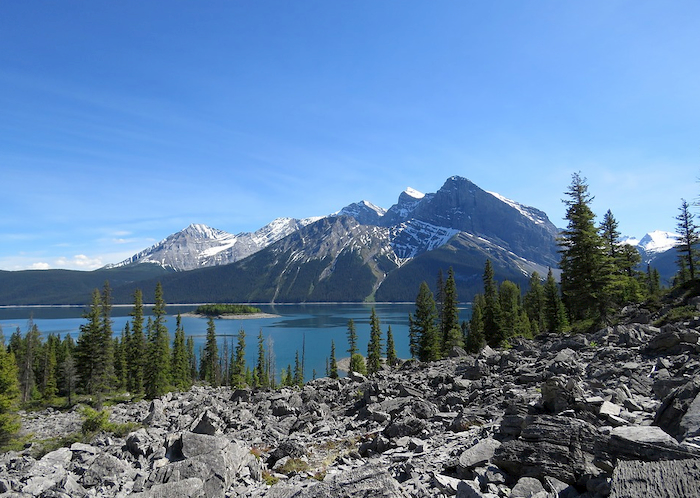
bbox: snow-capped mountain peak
[404,187,424,199]
[637,230,679,254]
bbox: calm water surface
[0,303,471,381]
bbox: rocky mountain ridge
[110,176,561,273]
[4,306,700,497]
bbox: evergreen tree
[186,335,197,383]
[256,330,269,388]
[230,328,246,388]
[0,339,20,447]
[41,335,58,402]
[436,269,445,336]
[441,268,461,354]
[482,260,504,347]
[127,289,145,395]
[293,350,302,387]
[171,314,189,390]
[543,268,569,333]
[346,319,358,373]
[385,326,397,367]
[76,290,102,396]
[114,325,128,391]
[466,294,485,353]
[15,321,41,404]
[675,199,699,283]
[329,340,339,379]
[558,173,608,325]
[647,264,661,296]
[202,317,220,386]
[266,336,276,389]
[367,308,383,376]
[98,281,116,393]
[350,353,367,376]
[523,272,545,334]
[499,280,524,341]
[410,282,440,361]
[145,283,171,399]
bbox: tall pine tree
[441,268,462,354]
[482,260,504,347]
[202,317,220,386]
[558,173,608,325]
[127,289,146,395]
[145,283,171,399]
[410,281,440,361]
[367,308,383,376]
[675,198,699,283]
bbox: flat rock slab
[459,438,502,470]
[609,458,700,498]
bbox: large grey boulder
[609,459,700,498]
[263,463,407,497]
[458,438,502,473]
[654,377,700,441]
[493,415,599,484]
[147,432,253,498]
[131,477,205,498]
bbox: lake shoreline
[181,312,282,320]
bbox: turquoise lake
[0,303,471,381]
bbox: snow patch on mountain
[389,220,459,260]
[636,230,679,254]
[487,191,547,225]
[404,187,424,199]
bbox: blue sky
[2,1,699,271]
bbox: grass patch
[262,470,279,486]
[278,458,310,475]
[654,305,698,327]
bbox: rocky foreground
[3,308,700,497]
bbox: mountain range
[0,176,679,305]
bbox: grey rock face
[609,459,700,498]
[7,321,700,498]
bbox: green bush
[654,305,698,327]
[81,406,110,435]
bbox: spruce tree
[114,326,128,391]
[367,308,383,376]
[441,268,461,354]
[523,272,545,334]
[42,335,58,402]
[558,173,608,325]
[385,326,397,367]
[186,335,197,383]
[498,280,522,342]
[543,268,568,333]
[230,328,246,388]
[128,289,146,395]
[293,350,302,386]
[0,341,20,447]
[675,199,699,283]
[98,281,116,393]
[145,283,171,399]
[410,281,440,361]
[202,317,220,386]
[76,290,102,396]
[482,260,504,347]
[171,314,189,390]
[329,340,339,379]
[346,319,359,373]
[256,330,269,388]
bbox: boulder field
[3,312,700,497]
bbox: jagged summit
[403,187,424,199]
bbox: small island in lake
[189,304,280,319]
